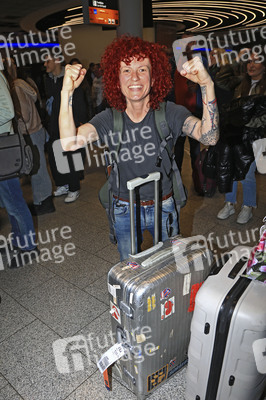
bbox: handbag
[0,130,33,181]
[252,138,266,174]
[17,115,40,176]
[23,133,40,176]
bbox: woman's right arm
[59,64,99,151]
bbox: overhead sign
[82,0,119,26]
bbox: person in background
[0,69,39,268]
[86,62,96,89]
[4,58,55,216]
[58,35,219,261]
[69,58,94,120]
[217,53,266,224]
[44,55,88,203]
[91,63,107,114]
[208,48,242,108]
[173,31,208,174]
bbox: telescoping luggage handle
[127,172,160,256]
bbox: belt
[113,192,173,206]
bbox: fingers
[65,64,86,81]
[181,56,202,76]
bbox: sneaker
[31,196,56,216]
[8,247,40,269]
[53,185,69,197]
[64,191,80,203]
[237,206,253,224]
[217,202,235,220]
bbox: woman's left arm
[181,56,219,145]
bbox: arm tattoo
[200,84,219,145]
[182,87,219,145]
[201,85,207,103]
[68,95,73,107]
[182,117,200,138]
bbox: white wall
[61,24,117,68]
[60,25,155,68]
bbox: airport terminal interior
[1,0,266,399]
[0,142,265,400]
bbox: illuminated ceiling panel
[34,0,266,33]
[152,0,266,32]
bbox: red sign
[161,296,175,320]
[110,301,121,323]
[188,282,203,312]
[89,7,119,25]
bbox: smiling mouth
[128,85,142,89]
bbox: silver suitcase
[107,173,213,399]
[186,245,266,400]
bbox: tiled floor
[0,142,265,400]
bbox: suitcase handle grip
[130,241,164,259]
[127,172,161,255]
[216,246,251,279]
[127,172,160,191]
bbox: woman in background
[4,58,55,216]
[217,53,266,224]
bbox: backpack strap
[98,108,124,244]
[112,108,123,152]
[154,102,187,208]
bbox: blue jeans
[0,178,36,250]
[113,196,179,261]
[30,127,52,204]
[225,161,257,207]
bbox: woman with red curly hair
[59,35,219,260]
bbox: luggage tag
[103,368,110,391]
[97,342,126,390]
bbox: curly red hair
[101,35,172,111]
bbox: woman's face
[247,54,265,80]
[119,57,152,104]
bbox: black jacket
[203,94,266,193]
[44,72,88,141]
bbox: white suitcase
[186,245,266,400]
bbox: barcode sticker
[97,342,126,374]
[183,273,191,296]
[108,284,121,298]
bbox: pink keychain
[246,217,266,282]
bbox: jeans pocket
[161,197,175,214]
[113,203,129,217]
[161,197,177,238]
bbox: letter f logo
[172,35,210,72]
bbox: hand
[180,56,212,87]
[62,64,87,92]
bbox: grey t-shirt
[90,101,191,200]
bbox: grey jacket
[0,71,14,134]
